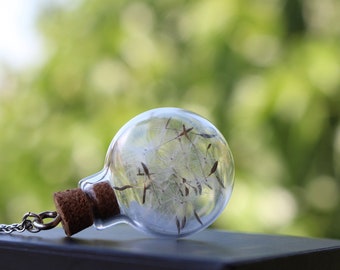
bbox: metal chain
[0,211,61,234]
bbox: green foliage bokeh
[0,0,339,238]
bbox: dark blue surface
[1,225,340,269]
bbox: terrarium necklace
[0,108,235,238]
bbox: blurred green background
[0,0,339,238]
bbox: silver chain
[0,211,61,234]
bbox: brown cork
[91,181,120,220]
[54,188,94,237]
[54,181,120,237]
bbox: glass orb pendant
[54,107,235,238]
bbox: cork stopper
[91,182,120,220]
[54,181,120,236]
[54,188,93,237]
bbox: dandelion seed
[165,117,172,129]
[178,125,193,140]
[205,143,212,157]
[215,175,225,188]
[196,180,202,195]
[137,168,144,176]
[176,216,181,234]
[141,162,151,179]
[112,185,134,191]
[185,186,189,196]
[208,161,218,176]
[196,133,216,138]
[194,210,203,225]
[142,183,150,204]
